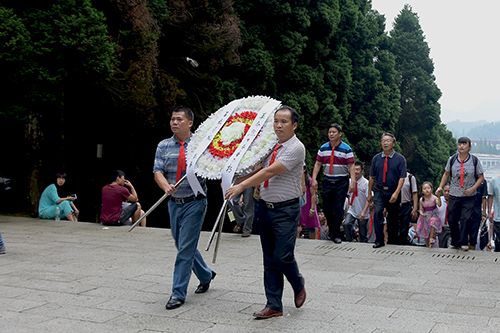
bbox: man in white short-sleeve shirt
[226,106,306,320]
[343,161,370,242]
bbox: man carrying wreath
[225,106,306,319]
[153,106,216,310]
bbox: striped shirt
[153,135,207,198]
[260,135,305,202]
[316,140,354,178]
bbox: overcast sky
[371,0,500,123]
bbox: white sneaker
[461,245,469,251]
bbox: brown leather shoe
[294,277,306,308]
[253,307,283,319]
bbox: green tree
[389,5,454,183]
[337,0,401,163]
[0,1,117,214]
[157,0,242,120]
[234,0,342,163]
[235,0,401,167]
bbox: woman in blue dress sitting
[38,172,79,221]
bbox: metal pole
[212,200,229,263]
[128,175,187,232]
[205,199,229,251]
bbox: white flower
[220,122,246,145]
[187,96,281,180]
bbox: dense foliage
[389,5,455,183]
[0,0,454,222]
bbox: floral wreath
[208,111,257,159]
[188,96,280,180]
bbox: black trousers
[373,189,402,245]
[321,176,349,240]
[257,200,303,311]
[447,195,475,247]
[494,221,500,252]
[469,196,483,246]
[398,202,413,245]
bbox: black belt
[261,198,299,209]
[323,175,349,184]
[170,194,205,204]
[375,185,392,192]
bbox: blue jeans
[258,200,303,311]
[167,198,212,300]
[344,213,368,242]
[0,232,4,248]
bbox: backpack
[407,173,419,222]
[449,153,479,180]
[408,173,415,194]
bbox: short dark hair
[329,123,343,133]
[457,136,471,146]
[172,106,194,121]
[381,132,396,142]
[275,105,299,124]
[112,170,126,182]
[354,161,364,169]
[55,172,67,179]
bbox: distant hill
[446,120,500,140]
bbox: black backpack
[449,153,479,180]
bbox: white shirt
[347,176,369,218]
[437,196,448,225]
[401,173,417,204]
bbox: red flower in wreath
[209,111,257,159]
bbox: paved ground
[1,215,500,332]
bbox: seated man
[100,170,146,227]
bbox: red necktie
[329,147,335,175]
[350,181,358,205]
[382,154,389,184]
[459,159,465,188]
[176,141,186,182]
[264,144,282,188]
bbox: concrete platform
[1,215,500,332]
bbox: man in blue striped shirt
[312,124,355,243]
[153,106,215,310]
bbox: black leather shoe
[165,297,184,310]
[195,271,216,294]
[333,238,342,244]
[373,242,385,249]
